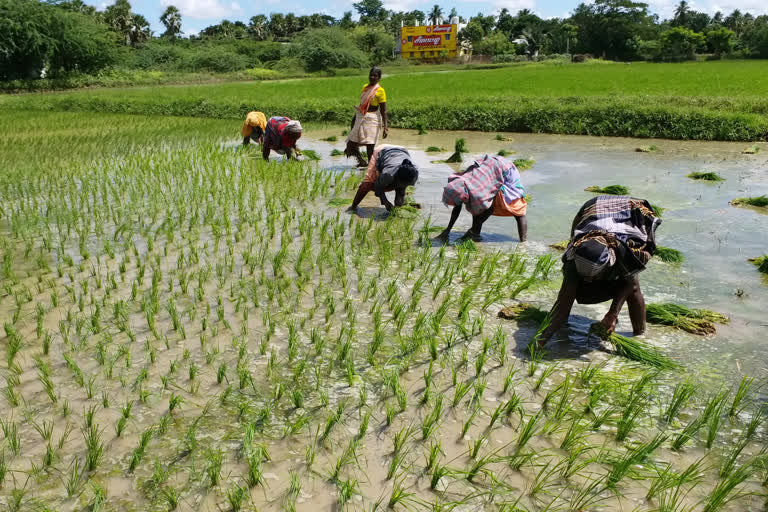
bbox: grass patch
[513,158,535,170]
[731,195,768,208]
[748,255,768,274]
[688,171,724,181]
[585,185,630,195]
[656,246,684,263]
[646,303,728,335]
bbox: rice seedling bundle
[646,302,728,335]
[513,158,535,170]
[731,195,768,208]
[748,255,768,274]
[425,146,444,152]
[497,303,548,324]
[687,171,724,181]
[590,324,681,369]
[299,149,321,160]
[584,185,630,195]
[548,239,570,251]
[445,138,467,163]
[655,246,684,263]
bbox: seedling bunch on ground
[585,184,631,195]
[0,109,764,511]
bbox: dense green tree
[474,32,517,55]
[200,20,247,39]
[706,27,734,57]
[339,11,356,30]
[288,27,368,71]
[353,0,387,25]
[247,15,268,40]
[571,0,658,60]
[351,26,395,63]
[160,6,182,40]
[659,26,704,60]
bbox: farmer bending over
[435,155,528,243]
[262,116,303,161]
[536,196,661,346]
[348,144,418,212]
[241,111,267,146]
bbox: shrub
[186,46,250,73]
[288,28,368,72]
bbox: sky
[89,0,768,37]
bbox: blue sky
[89,0,768,36]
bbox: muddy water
[300,127,768,382]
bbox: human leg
[345,141,367,167]
[463,207,493,240]
[262,146,270,161]
[349,182,375,211]
[515,215,528,242]
[626,277,646,335]
[600,276,638,333]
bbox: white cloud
[161,0,242,20]
[491,0,536,12]
[644,0,768,18]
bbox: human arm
[262,145,270,161]
[380,102,388,139]
[243,136,251,146]
[434,205,462,242]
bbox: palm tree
[160,6,182,40]
[673,1,690,26]
[428,5,443,25]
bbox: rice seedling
[703,455,764,512]
[636,145,658,152]
[663,379,696,423]
[646,302,728,334]
[82,424,104,471]
[730,195,768,208]
[226,483,248,512]
[584,184,630,195]
[729,375,754,417]
[688,171,725,181]
[656,246,684,263]
[616,372,654,441]
[430,139,462,163]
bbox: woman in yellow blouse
[241,111,267,146]
[345,67,388,167]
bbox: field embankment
[4,61,768,141]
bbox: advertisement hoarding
[400,25,457,59]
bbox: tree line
[1,0,767,81]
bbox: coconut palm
[428,5,443,25]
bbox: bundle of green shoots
[646,303,728,335]
[731,195,768,208]
[687,171,724,182]
[498,302,548,323]
[514,303,680,369]
[445,138,468,163]
[549,239,570,251]
[585,185,630,195]
[590,323,681,370]
[748,255,768,274]
[655,246,684,263]
[513,158,535,170]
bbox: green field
[1,108,766,511]
[4,60,768,141]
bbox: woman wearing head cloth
[241,111,267,146]
[536,196,662,346]
[345,67,388,167]
[347,144,418,212]
[262,116,303,161]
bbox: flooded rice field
[1,113,767,512]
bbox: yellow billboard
[400,24,457,59]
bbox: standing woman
[345,67,388,167]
